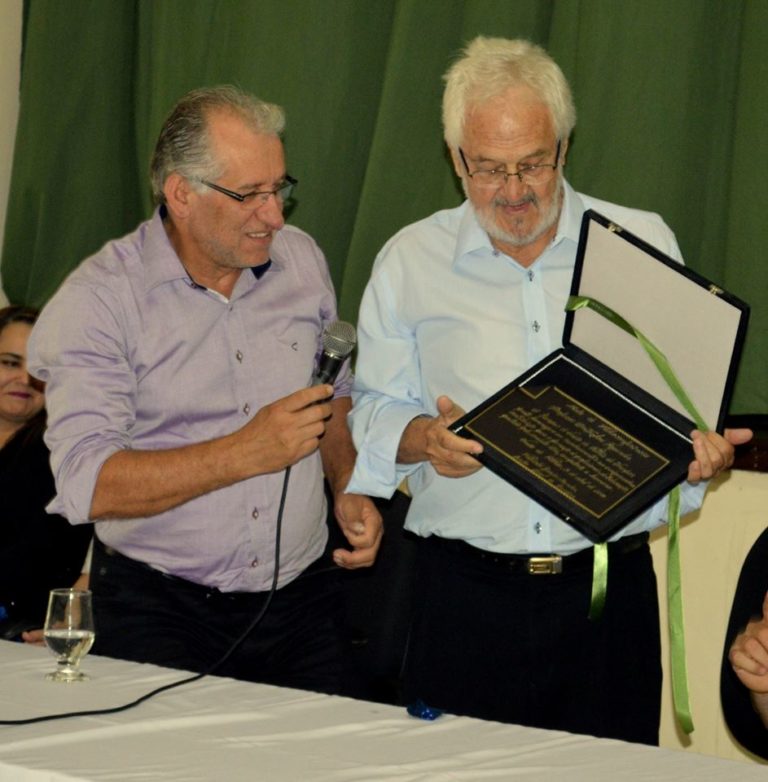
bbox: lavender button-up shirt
[28,209,351,591]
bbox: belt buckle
[527,555,563,575]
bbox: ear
[163,173,194,219]
[558,138,570,168]
[448,145,465,180]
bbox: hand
[686,427,752,483]
[235,385,334,475]
[332,493,383,569]
[729,591,768,694]
[423,395,483,478]
[21,628,46,646]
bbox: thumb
[436,395,465,423]
[725,428,753,447]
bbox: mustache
[493,192,538,208]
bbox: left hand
[686,427,752,483]
[332,492,383,569]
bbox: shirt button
[532,321,541,333]
[252,507,259,520]
[528,270,534,281]
[243,403,251,415]
[534,522,542,534]
[236,350,243,363]
[250,558,258,568]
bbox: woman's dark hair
[0,305,39,333]
[0,304,44,450]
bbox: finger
[706,432,734,469]
[433,453,483,479]
[733,635,768,670]
[336,498,382,544]
[690,430,715,479]
[435,428,483,457]
[332,536,382,569]
[762,591,768,622]
[689,430,733,480]
[730,646,768,676]
[733,669,768,694]
[285,384,334,410]
[724,427,753,447]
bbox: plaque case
[450,210,749,542]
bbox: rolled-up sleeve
[28,279,133,523]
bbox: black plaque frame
[450,210,749,542]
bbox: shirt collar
[143,207,188,292]
[144,206,276,293]
[555,180,587,246]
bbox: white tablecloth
[0,640,763,781]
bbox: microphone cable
[0,466,292,726]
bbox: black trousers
[90,537,344,694]
[402,533,662,745]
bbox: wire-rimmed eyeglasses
[459,141,561,187]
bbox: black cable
[0,466,292,726]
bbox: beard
[467,174,564,249]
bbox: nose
[256,193,285,230]
[499,171,529,197]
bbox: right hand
[21,629,45,646]
[729,591,768,694]
[234,384,335,475]
[422,395,483,478]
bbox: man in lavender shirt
[28,86,382,693]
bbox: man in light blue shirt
[347,37,750,742]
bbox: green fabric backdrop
[2,0,766,414]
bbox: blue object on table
[407,699,444,721]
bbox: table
[0,640,764,781]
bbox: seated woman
[0,305,92,640]
[721,527,768,760]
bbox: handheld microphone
[312,321,356,386]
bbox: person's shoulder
[32,218,156,351]
[273,223,321,253]
[577,191,680,258]
[373,203,466,270]
[270,225,332,289]
[61,216,155,292]
[385,203,465,246]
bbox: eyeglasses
[459,141,561,187]
[198,174,297,206]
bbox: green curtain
[3,0,766,414]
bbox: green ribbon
[589,543,608,621]
[566,296,708,432]
[565,294,705,735]
[666,484,694,733]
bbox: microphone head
[322,321,356,359]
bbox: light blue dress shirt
[28,209,351,590]
[347,182,706,554]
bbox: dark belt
[427,532,648,575]
[93,534,333,605]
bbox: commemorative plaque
[450,210,749,542]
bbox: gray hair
[442,37,576,150]
[149,85,286,205]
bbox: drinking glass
[43,588,95,682]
